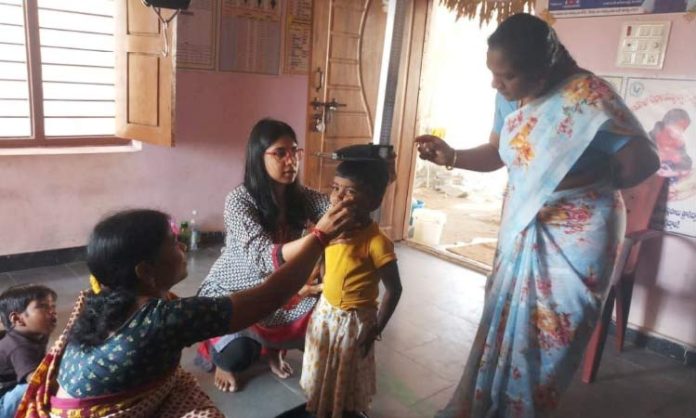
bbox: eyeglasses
[265,147,304,161]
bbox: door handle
[314,67,324,92]
[308,98,346,110]
[308,98,346,128]
[311,113,325,132]
[310,97,323,110]
[325,98,346,111]
[324,98,345,124]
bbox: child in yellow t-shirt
[300,159,402,418]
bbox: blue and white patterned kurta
[57,296,233,397]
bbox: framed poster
[625,77,696,237]
[548,0,696,17]
[283,0,312,74]
[177,0,219,70]
[218,0,282,74]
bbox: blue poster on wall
[549,0,695,16]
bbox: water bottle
[178,221,191,250]
[189,210,200,251]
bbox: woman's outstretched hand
[314,199,355,240]
[415,135,455,167]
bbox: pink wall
[556,14,696,78]
[0,70,308,255]
[555,13,696,348]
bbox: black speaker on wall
[143,0,191,10]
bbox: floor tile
[9,264,85,296]
[400,335,474,382]
[65,261,90,278]
[374,344,453,408]
[410,386,455,418]
[4,243,694,418]
[0,273,15,292]
[181,346,307,418]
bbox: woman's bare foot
[214,368,239,392]
[267,349,293,379]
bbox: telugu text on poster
[284,0,312,74]
[218,0,281,74]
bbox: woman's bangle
[445,150,457,171]
[311,227,330,247]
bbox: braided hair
[70,209,171,347]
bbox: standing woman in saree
[416,13,659,418]
[15,206,351,417]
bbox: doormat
[446,241,497,267]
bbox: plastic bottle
[189,210,200,251]
[178,221,191,250]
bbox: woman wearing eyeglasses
[196,118,344,394]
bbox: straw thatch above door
[439,0,535,24]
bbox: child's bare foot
[267,349,293,379]
[214,368,239,392]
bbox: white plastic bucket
[412,208,446,246]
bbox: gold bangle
[445,150,457,171]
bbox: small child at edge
[0,284,57,418]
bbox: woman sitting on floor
[16,207,350,418]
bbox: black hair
[0,284,57,330]
[335,159,390,210]
[488,13,578,94]
[651,108,692,138]
[662,108,690,126]
[243,118,309,233]
[70,209,171,347]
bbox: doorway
[406,4,506,272]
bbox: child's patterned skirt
[300,296,377,418]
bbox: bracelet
[445,150,457,171]
[311,227,330,247]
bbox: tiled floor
[3,244,694,417]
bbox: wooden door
[304,0,428,240]
[115,0,176,146]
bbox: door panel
[325,114,372,138]
[327,62,361,87]
[386,0,428,240]
[329,37,359,60]
[305,0,428,239]
[115,0,175,146]
[331,6,366,32]
[304,0,386,194]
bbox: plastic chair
[582,174,666,384]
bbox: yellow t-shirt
[322,222,397,310]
